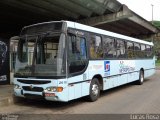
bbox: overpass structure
[0,0,159,39]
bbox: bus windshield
[14,33,66,78]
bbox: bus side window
[127,42,134,58]
[151,46,154,58]
[103,37,116,59]
[90,35,103,59]
[116,39,126,58]
[146,45,152,58]
[68,35,87,74]
[141,44,146,58]
[134,43,141,58]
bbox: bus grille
[24,93,44,100]
[17,79,51,84]
[22,86,44,92]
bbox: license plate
[45,93,55,97]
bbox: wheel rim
[140,73,144,83]
[91,84,99,96]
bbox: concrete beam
[0,0,63,19]
[77,5,132,26]
[128,13,159,33]
[109,20,137,33]
[46,0,92,17]
[19,0,79,19]
[77,5,159,34]
[101,0,122,12]
[123,19,150,34]
[97,24,132,36]
[68,0,106,15]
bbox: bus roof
[22,20,153,46]
[66,21,153,46]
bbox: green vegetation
[152,21,160,62]
[156,59,160,66]
[153,21,160,28]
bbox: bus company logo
[119,61,135,73]
[104,61,110,73]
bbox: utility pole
[151,4,154,43]
[151,4,154,24]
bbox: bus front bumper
[14,88,68,102]
[13,79,68,102]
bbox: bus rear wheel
[136,70,144,85]
[88,78,100,102]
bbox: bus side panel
[87,59,155,93]
[67,70,90,101]
[103,74,128,90]
[68,75,83,101]
[88,61,104,79]
[68,84,75,101]
[135,59,155,78]
[103,77,115,90]
[103,60,128,90]
[74,83,82,99]
[118,74,128,85]
[128,72,138,82]
[68,82,90,101]
[145,69,155,78]
[82,82,90,96]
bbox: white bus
[14,21,155,102]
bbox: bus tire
[88,78,100,102]
[136,70,144,85]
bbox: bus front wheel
[88,78,100,102]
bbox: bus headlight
[45,87,63,92]
[14,84,21,89]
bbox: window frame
[67,30,89,77]
[89,33,103,60]
[102,35,117,59]
[134,42,141,58]
[126,41,134,59]
[116,38,127,59]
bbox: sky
[117,0,160,21]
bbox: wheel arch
[140,68,144,75]
[92,74,103,90]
